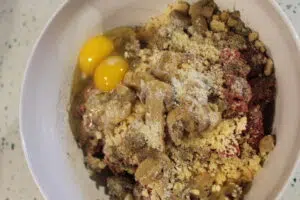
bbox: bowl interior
[20,0,300,199]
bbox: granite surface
[0,0,299,199]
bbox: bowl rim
[19,1,70,200]
[19,0,300,200]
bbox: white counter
[0,0,299,199]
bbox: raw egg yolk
[94,56,129,92]
[79,35,114,76]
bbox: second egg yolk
[94,56,129,92]
[79,35,114,76]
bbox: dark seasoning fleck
[291,177,298,187]
[0,9,6,15]
[1,137,5,145]
[286,4,293,9]
[0,136,16,151]
[11,143,15,150]
[284,2,299,14]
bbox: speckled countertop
[0,0,299,200]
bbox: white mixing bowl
[20,0,300,199]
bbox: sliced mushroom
[193,16,208,32]
[150,51,181,82]
[107,176,134,200]
[259,135,275,155]
[169,10,191,28]
[189,0,215,19]
[167,107,187,145]
[167,105,210,145]
[143,80,173,151]
[105,27,138,54]
[123,70,155,91]
[264,58,274,76]
[189,1,215,32]
[102,100,132,126]
[169,1,190,15]
[135,157,162,185]
[189,173,215,198]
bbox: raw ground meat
[247,105,265,149]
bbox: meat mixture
[70,1,276,199]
